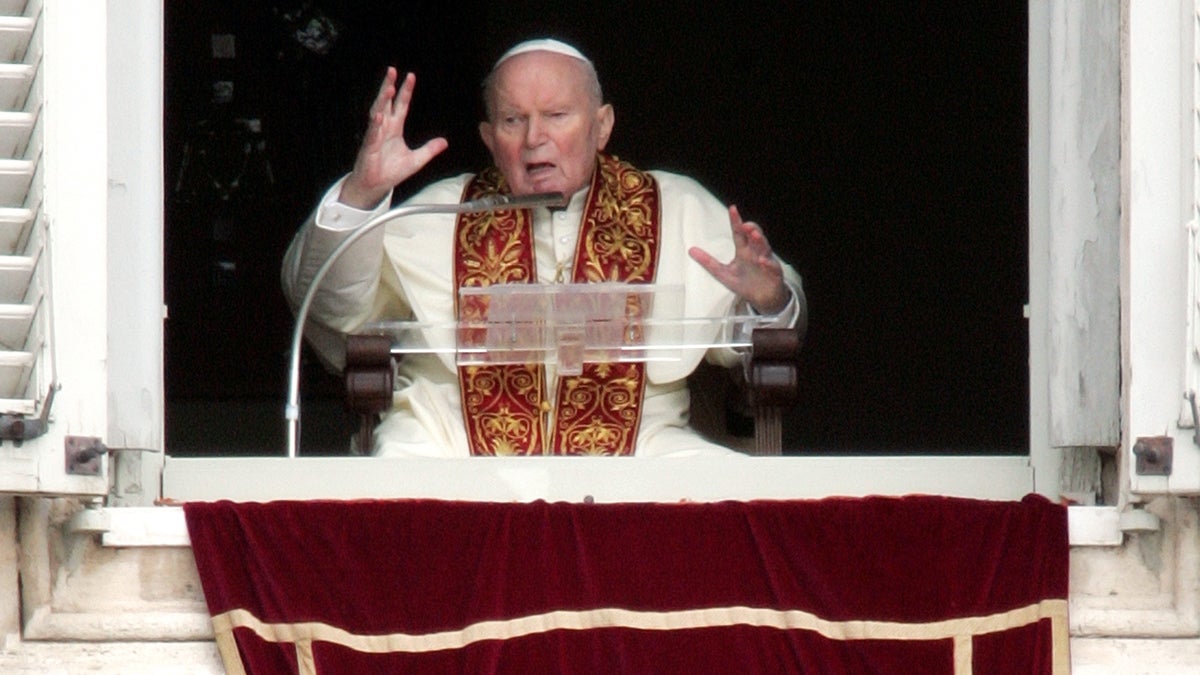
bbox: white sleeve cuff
[315,175,393,231]
[743,279,802,329]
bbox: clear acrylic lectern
[356,282,771,376]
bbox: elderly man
[282,38,804,457]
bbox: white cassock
[282,167,803,457]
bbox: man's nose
[524,118,546,147]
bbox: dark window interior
[164,2,1029,456]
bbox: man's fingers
[688,246,720,273]
[410,137,450,168]
[369,67,398,117]
[730,206,775,258]
[688,246,737,289]
[392,72,417,116]
[727,205,748,244]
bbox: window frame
[102,1,1138,506]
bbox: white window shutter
[0,0,108,496]
[0,7,39,416]
[1045,2,1121,449]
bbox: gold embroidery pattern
[455,168,544,455]
[455,156,660,456]
[455,167,534,290]
[552,157,659,455]
[552,363,644,455]
[578,159,659,283]
[460,364,544,456]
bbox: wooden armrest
[745,326,803,456]
[343,334,393,454]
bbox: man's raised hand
[688,205,790,315]
[339,68,449,210]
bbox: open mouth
[525,162,555,176]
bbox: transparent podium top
[356,283,768,375]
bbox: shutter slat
[0,63,34,109]
[0,111,35,157]
[0,2,27,20]
[0,158,34,205]
[0,300,33,348]
[0,205,32,253]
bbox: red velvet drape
[184,495,1068,674]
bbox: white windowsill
[160,455,1035,503]
[69,455,1124,549]
[89,502,1121,550]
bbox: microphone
[461,191,570,211]
[285,191,566,457]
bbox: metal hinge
[0,382,57,444]
[1132,436,1173,476]
[65,437,159,476]
[1185,391,1200,447]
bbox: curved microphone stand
[285,191,566,457]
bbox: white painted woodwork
[0,0,110,497]
[104,0,164,507]
[161,455,1037,503]
[1027,0,1063,500]
[1126,0,1200,495]
[1047,0,1122,448]
[82,503,1124,550]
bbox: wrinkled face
[479,51,614,197]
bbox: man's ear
[478,121,495,154]
[596,104,614,150]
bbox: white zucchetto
[493,38,592,69]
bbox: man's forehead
[493,38,592,70]
[492,51,591,101]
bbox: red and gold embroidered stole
[454,155,660,455]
